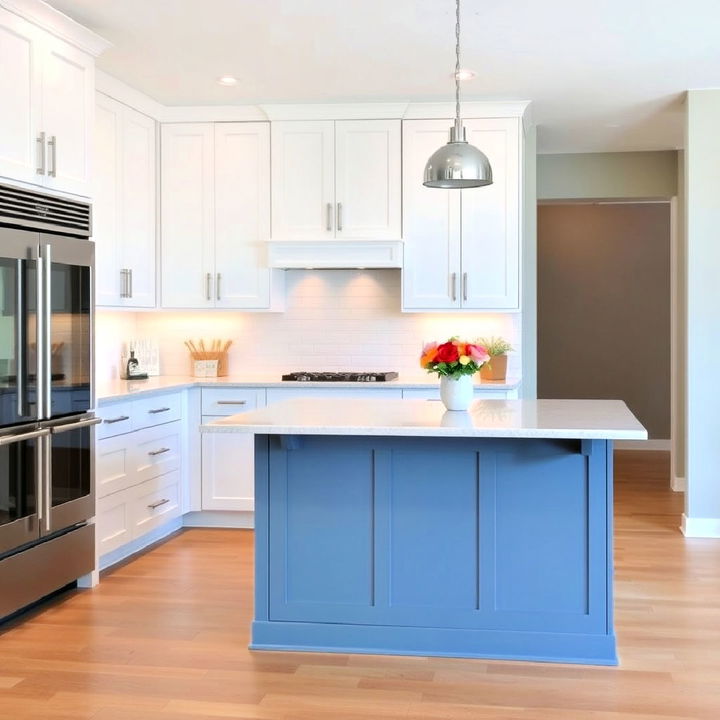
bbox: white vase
[439,374,474,411]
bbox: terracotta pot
[480,354,508,382]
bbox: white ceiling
[48,0,720,153]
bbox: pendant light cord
[455,0,461,126]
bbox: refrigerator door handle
[40,243,52,420]
[42,433,51,533]
[15,259,26,418]
[51,416,101,434]
[35,251,44,419]
[0,427,50,446]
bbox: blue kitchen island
[202,397,646,666]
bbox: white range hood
[266,239,403,269]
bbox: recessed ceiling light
[453,69,476,81]
[217,75,237,87]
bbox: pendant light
[423,0,493,189]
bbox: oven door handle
[50,416,102,434]
[0,427,50,446]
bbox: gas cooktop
[281,371,399,383]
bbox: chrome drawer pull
[148,447,171,456]
[148,407,171,414]
[216,400,247,405]
[147,498,170,510]
[104,415,130,424]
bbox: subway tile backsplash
[95,270,521,383]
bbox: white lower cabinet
[201,427,255,512]
[95,393,185,565]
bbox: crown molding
[96,70,165,120]
[260,103,410,121]
[402,100,531,120]
[0,0,111,56]
[161,105,268,123]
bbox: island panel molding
[251,433,618,665]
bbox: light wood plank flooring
[1,451,719,720]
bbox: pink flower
[466,344,490,365]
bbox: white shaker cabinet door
[214,122,272,309]
[93,93,122,306]
[401,119,461,310]
[271,120,334,240]
[40,35,94,197]
[334,119,401,240]
[0,8,41,184]
[161,123,215,308]
[461,118,520,310]
[119,104,156,307]
[201,423,254,511]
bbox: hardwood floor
[1,451,719,720]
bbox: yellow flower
[459,355,470,365]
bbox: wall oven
[0,183,97,620]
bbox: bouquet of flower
[420,338,490,377]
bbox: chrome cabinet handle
[104,415,130,424]
[147,498,170,510]
[206,272,212,301]
[451,272,457,302]
[216,400,246,405]
[0,427,50,446]
[216,273,222,301]
[148,407,171,414]
[148,447,170,457]
[326,203,333,232]
[36,132,46,175]
[47,135,57,177]
[52,416,102,434]
[128,268,133,298]
[120,269,129,298]
[336,202,343,232]
[462,272,468,302]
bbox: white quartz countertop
[200,397,648,440]
[96,374,521,403]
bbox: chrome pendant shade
[423,0,493,189]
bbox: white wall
[96,269,521,380]
[682,89,720,537]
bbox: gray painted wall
[537,203,671,439]
[537,151,678,200]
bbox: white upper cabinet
[0,7,95,197]
[334,120,401,240]
[271,119,401,241]
[94,92,156,308]
[161,122,281,310]
[402,117,521,311]
[0,9,40,184]
[271,120,334,240]
[214,123,274,309]
[461,119,520,310]
[161,123,215,309]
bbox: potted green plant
[477,336,513,382]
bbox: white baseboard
[183,510,254,529]
[681,513,720,538]
[615,439,671,451]
[99,517,183,571]
[671,476,686,493]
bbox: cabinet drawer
[131,471,181,539]
[134,421,182,483]
[133,392,183,430]
[96,487,134,556]
[97,401,134,439]
[96,433,135,499]
[201,387,265,415]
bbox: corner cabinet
[402,118,520,311]
[0,7,94,197]
[94,92,156,307]
[271,119,401,241]
[161,122,283,310]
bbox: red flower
[435,342,459,363]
